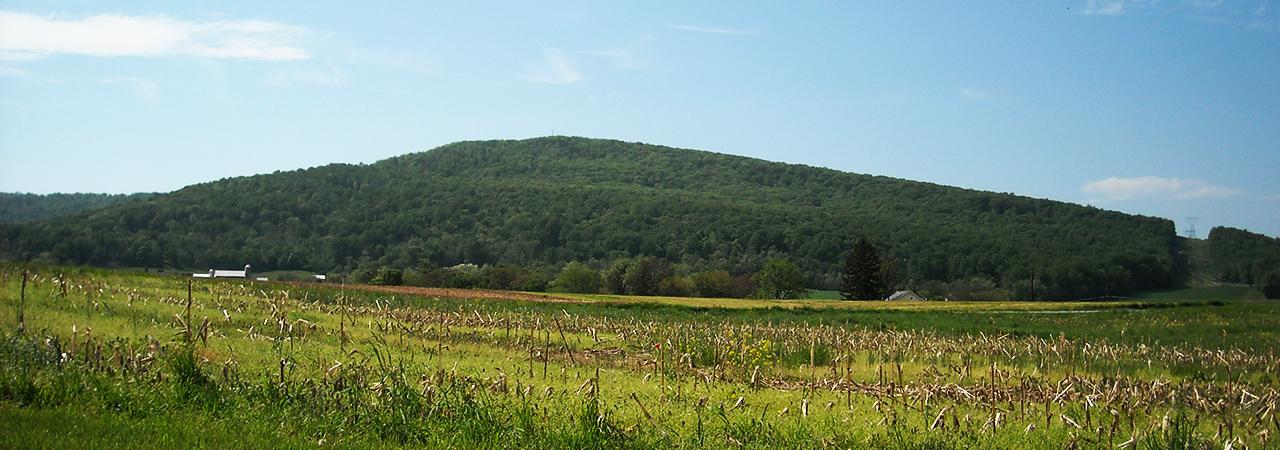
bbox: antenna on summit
[1184,217,1199,239]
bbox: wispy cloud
[960,88,989,101]
[1082,176,1242,201]
[0,11,310,61]
[581,34,653,71]
[265,64,346,86]
[97,76,158,98]
[1075,0,1278,29]
[1077,0,1159,16]
[1187,0,1280,31]
[1079,0,1132,16]
[0,66,29,77]
[520,47,583,84]
[1248,0,1279,30]
[0,65,65,84]
[667,24,756,35]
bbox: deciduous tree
[754,259,807,299]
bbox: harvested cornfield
[2,265,1277,449]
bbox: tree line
[347,256,809,299]
[345,237,1021,301]
[0,192,152,224]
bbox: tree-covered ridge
[1,136,1184,298]
[1207,226,1280,286]
[0,192,152,224]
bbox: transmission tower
[1184,217,1199,239]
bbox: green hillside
[1207,227,1280,296]
[0,192,151,224]
[0,137,1186,298]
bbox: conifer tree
[840,238,885,300]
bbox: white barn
[886,290,924,301]
[193,264,252,279]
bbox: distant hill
[0,192,152,224]
[1207,226,1280,285]
[0,137,1188,298]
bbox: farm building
[192,264,253,279]
[886,290,924,301]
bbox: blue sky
[1,1,1277,237]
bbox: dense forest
[0,137,1189,299]
[1208,227,1280,290]
[0,192,152,224]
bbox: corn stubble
[0,266,1276,449]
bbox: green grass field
[1132,285,1265,301]
[807,289,842,300]
[1,264,1277,449]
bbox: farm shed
[886,290,924,301]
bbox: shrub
[548,262,601,294]
[622,257,670,296]
[690,270,733,298]
[1264,269,1280,300]
[753,259,807,299]
[372,268,403,286]
[658,275,693,297]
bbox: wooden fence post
[17,269,27,333]
[186,279,193,345]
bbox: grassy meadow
[1,264,1278,449]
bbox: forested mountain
[1207,227,1280,285]
[0,137,1187,298]
[0,193,152,224]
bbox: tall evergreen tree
[840,238,885,300]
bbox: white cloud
[97,76,158,98]
[668,24,756,35]
[520,47,583,85]
[1082,176,1242,201]
[0,11,309,61]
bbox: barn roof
[887,290,921,301]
